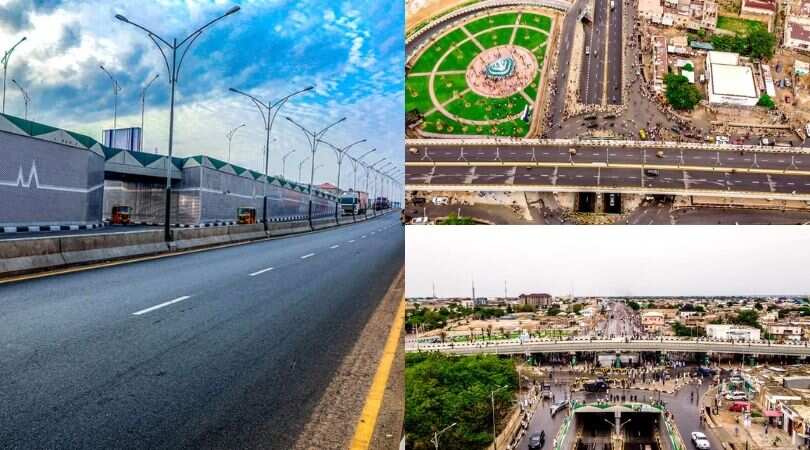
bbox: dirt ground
[292,270,404,450]
[406,0,469,31]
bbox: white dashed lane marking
[300,253,316,259]
[132,296,192,316]
[249,267,274,277]
[330,244,340,249]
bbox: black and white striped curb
[1,223,104,233]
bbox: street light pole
[491,385,509,450]
[116,5,241,241]
[2,36,26,114]
[319,138,367,219]
[226,123,246,162]
[140,74,159,151]
[230,86,313,229]
[298,156,310,184]
[285,116,346,228]
[99,65,122,136]
[367,158,387,216]
[352,148,376,192]
[281,149,296,180]
[11,79,29,120]
[431,422,457,450]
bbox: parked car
[550,399,569,416]
[431,196,449,206]
[691,431,711,449]
[725,391,748,401]
[528,431,546,449]
[729,401,751,412]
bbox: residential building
[705,51,760,106]
[741,0,778,16]
[705,324,762,340]
[519,293,553,307]
[652,35,669,92]
[642,311,666,333]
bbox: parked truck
[339,190,369,215]
[373,196,391,211]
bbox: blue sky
[0,0,403,189]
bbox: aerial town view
[404,0,810,224]
[404,226,810,449]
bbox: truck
[339,190,369,215]
[374,197,391,211]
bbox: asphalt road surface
[406,165,810,196]
[580,0,609,105]
[0,214,403,449]
[606,0,623,105]
[407,144,810,173]
[549,0,589,126]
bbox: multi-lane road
[0,214,403,449]
[579,0,622,105]
[406,141,810,198]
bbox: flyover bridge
[405,139,810,200]
[405,337,810,356]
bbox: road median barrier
[0,237,66,276]
[267,220,312,236]
[227,224,267,243]
[311,216,338,230]
[60,230,168,265]
[171,226,231,251]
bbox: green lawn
[436,40,480,71]
[405,76,434,114]
[445,90,528,121]
[404,10,553,138]
[717,15,767,35]
[464,12,519,34]
[519,13,553,31]
[433,73,469,105]
[476,27,515,49]
[515,26,548,49]
[409,28,467,73]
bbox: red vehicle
[729,401,750,412]
[111,206,131,225]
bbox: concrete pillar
[615,410,621,434]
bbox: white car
[410,217,430,225]
[715,136,730,145]
[725,392,747,401]
[550,399,569,416]
[431,196,449,206]
[691,432,710,450]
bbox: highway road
[549,0,589,126]
[606,0,623,105]
[0,214,403,449]
[580,0,608,105]
[406,143,810,172]
[406,164,810,197]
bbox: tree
[405,353,516,450]
[682,63,694,72]
[626,301,641,311]
[748,28,776,59]
[664,73,701,110]
[546,307,562,316]
[757,94,776,109]
[732,309,761,329]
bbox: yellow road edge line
[349,296,405,450]
[404,161,810,176]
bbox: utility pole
[2,36,26,114]
[116,5,241,241]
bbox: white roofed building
[705,51,760,106]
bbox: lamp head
[226,6,241,15]
[114,14,129,23]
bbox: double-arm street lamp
[116,5,241,241]
[226,123,246,162]
[2,36,26,114]
[140,74,159,151]
[229,86,313,228]
[281,149,296,180]
[318,138,367,219]
[99,64,122,134]
[347,147,376,194]
[285,116,346,225]
[365,158,388,216]
[11,79,29,120]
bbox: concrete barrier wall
[60,230,168,266]
[0,210,394,277]
[0,237,66,275]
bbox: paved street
[0,214,403,449]
[549,0,589,126]
[406,164,810,197]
